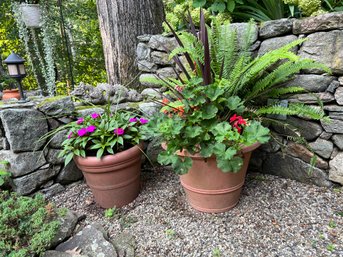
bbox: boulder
[46,149,64,165]
[112,232,135,257]
[299,30,343,75]
[137,60,157,72]
[11,165,60,195]
[70,83,94,101]
[258,35,298,56]
[55,224,118,257]
[230,23,258,47]
[151,51,173,65]
[50,129,68,149]
[0,150,46,177]
[263,152,332,187]
[42,251,74,257]
[259,19,293,39]
[39,183,65,198]
[141,88,162,99]
[293,12,343,34]
[326,80,340,93]
[37,96,75,117]
[156,67,177,79]
[284,75,335,92]
[329,152,343,185]
[139,73,161,88]
[139,102,160,116]
[56,161,83,185]
[321,119,343,134]
[309,138,334,159]
[127,89,143,102]
[148,35,178,52]
[334,86,343,105]
[137,34,152,42]
[0,109,48,152]
[136,42,151,61]
[285,142,329,169]
[50,209,79,248]
[332,134,343,150]
[110,84,129,104]
[75,107,104,118]
[287,92,335,104]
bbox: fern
[267,86,305,98]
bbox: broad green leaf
[204,85,224,101]
[243,122,270,144]
[216,156,243,173]
[200,143,214,157]
[213,143,226,155]
[185,126,203,138]
[202,105,218,119]
[172,157,192,175]
[210,1,226,12]
[226,96,244,112]
[157,151,177,165]
[224,147,237,160]
[96,148,105,159]
[227,0,236,12]
[193,0,206,8]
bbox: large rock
[11,165,60,195]
[259,19,293,39]
[332,134,343,150]
[0,109,48,152]
[309,138,333,159]
[0,150,46,177]
[287,92,335,104]
[37,96,75,117]
[49,129,68,149]
[334,86,343,105]
[273,117,323,141]
[55,224,118,257]
[136,42,151,61]
[284,75,335,92]
[112,232,135,257]
[141,88,162,99]
[258,35,298,56]
[75,107,104,118]
[42,251,74,257]
[329,152,343,185]
[293,12,343,34]
[263,152,332,187]
[139,102,160,116]
[299,30,343,75]
[151,51,173,65]
[139,73,161,88]
[50,209,79,248]
[230,23,258,47]
[156,67,177,79]
[56,161,83,185]
[127,89,143,102]
[285,142,328,169]
[321,119,343,134]
[39,183,65,198]
[46,149,64,165]
[137,60,157,72]
[148,35,178,52]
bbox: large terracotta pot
[2,89,21,101]
[74,144,142,208]
[177,143,260,213]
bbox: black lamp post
[3,52,27,102]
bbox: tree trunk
[96,0,164,85]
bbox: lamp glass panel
[19,64,26,75]
[7,64,18,76]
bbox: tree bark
[96,0,164,85]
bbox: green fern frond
[267,87,305,98]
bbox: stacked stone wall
[136,12,343,187]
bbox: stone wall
[0,83,152,196]
[136,12,343,187]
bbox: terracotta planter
[74,144,142,208]
[2,89,21,101]
[177,143,261,213]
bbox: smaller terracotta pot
[74,144,142,208]
[2,89,20,101]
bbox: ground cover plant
[0,191,60,257]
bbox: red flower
[229,114,247,134]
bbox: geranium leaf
[243,122,270,144]
[202,105,218,119]
[216,156,243,173]
[185,126,203,138]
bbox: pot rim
[163,142,261,158]
[74,143,143,165]
[3,89,19,92]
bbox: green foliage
[0,161,10,187]
[58,106,148,165]
[144,12,329,175]
[104,207,117,218]
[0,191,60,257]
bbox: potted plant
[143,12,330,213]
[19,0,41,28]
[58,106,149,208]
[1,77,20,101]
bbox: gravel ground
[51,167,343,257]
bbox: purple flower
[90,113,100,119]
[86,125,96,133]
[114,128,125,135]
[140,118,149,124]
[67,132,73,139]
[76,117,84,125]
[129,117,138,123]
[77,128,88,137]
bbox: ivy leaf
[227,0,236,12]
[210,1,226,12]
[242,122,270,144]
[193,0,207,8]
[202,105,218,119]
[216,156,243,173]
[185,126,203,138]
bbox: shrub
[0,191,60,257]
